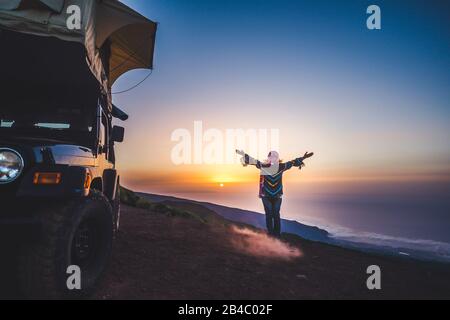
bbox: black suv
[1,30,127,298]
[0,0,156,298]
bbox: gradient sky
[113,0,450,200]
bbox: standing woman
[236,150,314,237]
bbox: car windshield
[0,102,96,132]
[0,106,94,132]
[0,100,98,146]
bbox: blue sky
[115,0,450,187]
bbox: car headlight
[0,149,24,184]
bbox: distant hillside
[137,192,330,242]
[134,190,450,264]
[121,187,256,229]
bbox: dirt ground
[1,204,449,300]
[92,205,450,300]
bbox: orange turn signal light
[84,172,92,189]
[33,172,62,185]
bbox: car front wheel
[18,190,114,299]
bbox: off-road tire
[18,190,114,299]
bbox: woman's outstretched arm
[283,152,314,171]
[236,150,267,168]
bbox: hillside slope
[2,189,449,299]
[138,193,330,241]
[93,191,450,299]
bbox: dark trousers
[262,197,282,237]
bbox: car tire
[18,190,113,299]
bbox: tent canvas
[0,0,157,88]
[0,29,100,103]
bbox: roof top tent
[0,0,157,113]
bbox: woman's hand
[303,152,314,159]
[236,150,248,167]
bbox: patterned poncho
[244,154,304,198]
